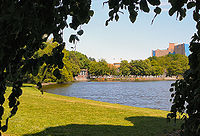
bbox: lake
[45,81,175,111]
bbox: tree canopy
[0,0,200,135]
[0,0,93,133]
[27,40,91,83]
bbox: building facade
[152,43,190,57]
[74,69,89,81]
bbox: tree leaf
[8,93,16,108]
[0,106,4,118]
[154,7,161,14]
[140,0,150,13]
[0,95,5,105]
[147,0,160,6]
[169,7,176,16]
[58,61,64,69]
[109,10,114,17]
[15,88,22,98]
[69,35,76,43]
[53,69,61,79]
[187,2,195,9]
[89,10,94,17]
[115,14,119,21]
[75,35,79,41]
[105,20,109,26]
[77,30,84,36]
[11,106,18,116]
[1,125,7,132]
[129,13,137,23]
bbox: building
[113,63,120,68]
[74,69,89,81]
[108,63,120,69]
[152,43,190,57]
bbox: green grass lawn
[3,85,182,136]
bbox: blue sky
[63,0,196,63]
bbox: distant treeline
[26,41,189,83]
[89,55,189,77]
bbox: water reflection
[45,81,175,111]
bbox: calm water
[45,81,175,111]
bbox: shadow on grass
[42,83,72,91]
[23,116,181,136]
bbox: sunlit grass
[3,85,182,136]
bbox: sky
[63,0,196,63]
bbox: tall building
[152,43,190,57]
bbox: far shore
[76,76,179,82]
[42,82,58,86]
[40,77,177,90]
[90,77,177,82]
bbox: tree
[74,52,90,69]
[88,59,109,76]
[141,59,152,76]
[105,0,200,135]
[0,0,93,134]
[120,60,131,76]
[149,54,189,76]
[27,40,93,83]
[148,57,164,76]
[167,61,180,76]
[98,59,109,76]
[108,65,119,76]
[151,66,164,76]
[88,61,99,76]
[130,60,141,76]
[27,40,74,83]
[65,51,90,70]
[129,59,151,76]
[89,57,96,62]
[163,1,200,136]
[1,0,199,135]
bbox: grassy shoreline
[3,86,182,136]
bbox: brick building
[152,43,190,57]
[108,63,120,69]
